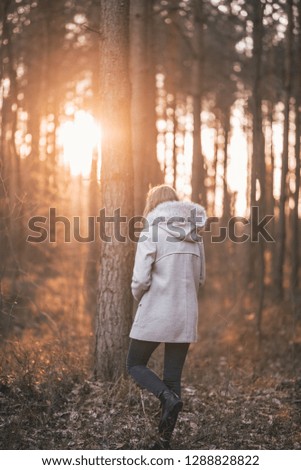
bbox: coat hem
[129,334,197,343]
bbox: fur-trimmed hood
[144,200,207,242]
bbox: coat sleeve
[199,240,206,286]
[131,231,157,302]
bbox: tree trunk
[146,0,163,189]
[95,0,134,381]
[0,0,11,271]
[85,149,100,318]
[212,120,220,215]
[222,114,230,220]
[26,20,44,170]
[130,0,162,215]
[191,0,206,206]
[130,0,149,214]
[266,102,275,232]
[265,102,276,283]
[249,1,266,336]
[291,99,300,293]
[39,0,64,191]
[172,97,178,189]
[291,0,301,294]
[85,2,102,319]
[0,0,20,268]
[250,2,265,210]
[275,0,293,297]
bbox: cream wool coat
[129,200,206,343]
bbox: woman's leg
[126,338,171,398]
[157,343,190,445]
[163,343,190,397]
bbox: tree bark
[172,98,178,189]
[266,102,275,232]
[275,0,293,297]
[291,0,301,294]
[250,2,265,210]
[85,149,100,318]
[191,0,206,206]
[95,0,134,381]
[222,114,230,220]
[212,120,220,215]
[129,0,149,214]
[130,0,162,215]
[249,1,266,336]
[146,0,163,189]
[0,0,20,267]
[265,102,276,282]
[0,0,11,270]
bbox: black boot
[148,437,170,450]
[158,389,183,434]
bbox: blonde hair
[143,184,179,218]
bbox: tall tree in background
[249,1,266,333]
[275,0,293,298]
[291,0,301,295]
[0,0,10,271]
[130,0,149,214]
[145,0,163,190]
[130,0,162,215]
[191,0,206,206]
[95,0,134,381]
[0,0,20,270]
[163,0,184,190]
[249,0,265,222]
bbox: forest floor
[1,233,301,450]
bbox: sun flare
[58,110,100,177]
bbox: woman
[126,185,206,449]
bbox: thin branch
[81,23,102,37]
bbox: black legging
[126,339,190,398]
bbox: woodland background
[0,0,301,450]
